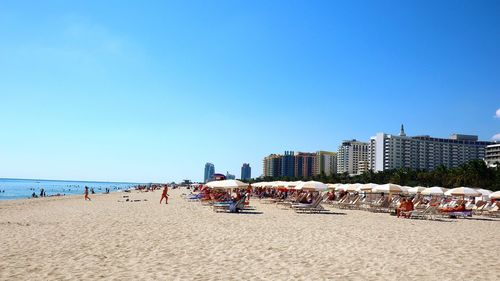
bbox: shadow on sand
[295,211,347,215]
[234,211,264,215]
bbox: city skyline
[261,126,495,179]
[0,1,499,183]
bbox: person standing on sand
[160,186,169,204]
[84,186,91,201]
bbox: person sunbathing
[407,199,414,212]
[233,191,242,202]
[453,203,466,212]
[402,199,414,218]
[327,191,336,201]
[441,202,466,213]
[396,198,407,217]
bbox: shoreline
[0,177,142,184]
[0,189,129,202]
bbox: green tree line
[243,160,500,191]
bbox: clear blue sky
[1,0,499,183]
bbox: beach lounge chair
[293,194,329,213]
[472,201,487,215]
[345,195,362,210]
[483,204,500,217]
[213,196,254,213]
[409,205,439,220]
[369,197,391,213]
[277,193,307,207]
[338,195,356,209]
[330,194,347,207]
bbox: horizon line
[0,177,145,185]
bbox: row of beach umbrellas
[252,181,328,191]
[330,183,499,198]
[205,180,500,199]
[206,180,328,191]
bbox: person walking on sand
[84,186,91,201]
[160,186,169,204]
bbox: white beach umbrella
[295,181,327,191]
[400,186,411,194]
[407,186,426,194]
[261,182,274,188]
[346,183,362,192]
[336,184,349,192]
[253,182,269,188]
[373,183,403,193]
[206,180,248,190]
[360,183,378,192]
[251,182,262,188]
[421,186,447,196]
[326,183,338,190]
[445,187,481,197]
[489,191,500,199]
[290,181,305,190]
[285,181,303,189]
[271,181,287,188]
[475,189,492,197]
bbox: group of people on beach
[84,184,171,204]
[31,188,47,198]
[82,186,116,200]
[191,185,252,206]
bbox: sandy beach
[0,188,499,281]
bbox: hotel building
[294,152,317,178]
[485,143,500,168]
[263,154,282,177]
[369,125,493,172]
[315,151,337,176]
[337,140,369,175]
[263,151,318,178]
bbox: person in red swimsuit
[160,186,169,204]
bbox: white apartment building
[485,143,500,167]
[369,125,493,172]
[337,140,369,175]
[315,151,337,176]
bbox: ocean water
[0,178,140,200]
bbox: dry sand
[0,188,499,281]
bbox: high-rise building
[263,154,282,177]
[262,151,319,178]
[369,126,494,172]
[315,151,337,176]
[281,151,295,177]
[294,152,317,178]
[337,140,369,175]
[204,163,215,183]
[484,143,500,168]
[241,163,252,180]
